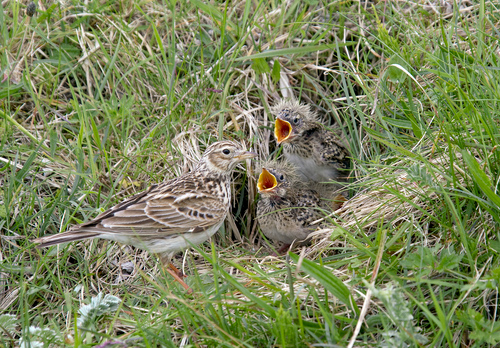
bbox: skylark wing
[73,190,227,237]
[319,130,350,169]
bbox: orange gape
[257,168,278,192]
[274,118,292,144]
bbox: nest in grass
[308,150,468,254]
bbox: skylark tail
[33,231,99,248]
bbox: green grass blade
[236,43,354,61]
[462,150,500,207]
[289,253,360,316]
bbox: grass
[1,0,500,347]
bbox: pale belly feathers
[285,153,338,183]
[98,220,224,256]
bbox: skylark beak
[274,118,293,144]
[235,150,257,161]
[257,168,278,192]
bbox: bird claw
[168,263,187,278]
[276,243,291,255]
[165,263,192,294]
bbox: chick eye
[222,149,231,155]
[279,175,284,181]
[293,118,299,125]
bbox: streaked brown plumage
[34,141,256,289]
[256,161,324,251]
[273,100,351,186]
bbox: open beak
[257,168,278,193]
[274,118,293,144]
[235,150,257,161]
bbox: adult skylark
[34,141,256,290]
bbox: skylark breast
[273,100,351,185]
[256,161,324,252]
[34,141,256,290]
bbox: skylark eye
[222,149,231,155]
[279,175,284,181]
[293,118,299,125]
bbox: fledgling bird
[273,100,351,186]
[256,162,324,253]
[34,141,256,291]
